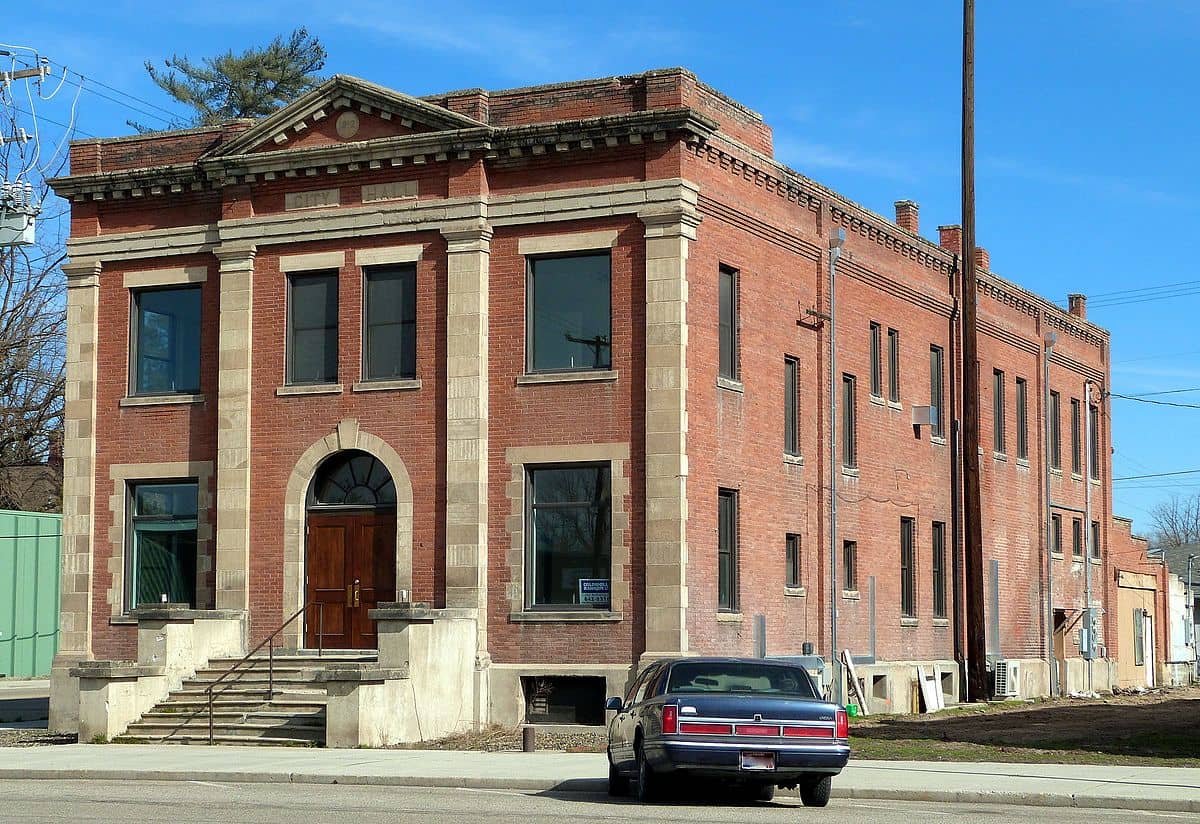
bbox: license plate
[740,752,776,771]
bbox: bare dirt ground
[851,685,1200,765]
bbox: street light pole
[828,228,845,705]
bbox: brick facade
[51,68,1148,721]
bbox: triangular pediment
[211,75,485,157]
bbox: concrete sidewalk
[0,745,1197,813]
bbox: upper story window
[1015,377,1029,460]
[1071,398,1082,475]
[869,322,883,397]
[363,265,417,381]
[526,464,611,609]
[1089,404,1101,480]
[288,272,339,385]
[718,488,739,611]
[127,481,198,611]
[131,286,201,396]
[887,327,901,402]
[842,373,857,468]
[993,369,1006,454]
[527,253,611,373]
[784,357,800,456]
[929,345,945,439]
[1049,391,1062,470]
[718,266,739,381]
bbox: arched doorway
[304,450,397,649]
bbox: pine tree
[137,28,326,130]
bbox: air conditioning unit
[993,660,1020,698]
[911,405,937,428]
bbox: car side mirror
[605,696,624,712]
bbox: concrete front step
[116,732,321,747]
[124,719,323,739]
[139,710,323,726]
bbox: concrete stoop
[117,653,375,747]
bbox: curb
[0,768,1196,813]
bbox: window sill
[842,589,860,600]
[1089,556,1103,565]
[932,618,950,628]
[517,370,617,386]
[994,452,1008,462]
[784,453,805,466]
[352,379,421,393]
[276,383,343,397]
[1016,458,1031,468]
[869,394,885,406]
[1071,472,1084,482]
[120,393,205,407]
[887,400,903,411]
[931,436,948,446]
[715,611,744,623]
[784,586,806,598]
[1089,477,1102,486]
[1050,467,1064,476]
[716,376,744,393]
[900,617,919,628]
[841,466,860,478]
[109,616,139,626]
[508,610,621,623]
[1052,552,1065,561]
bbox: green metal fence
[0,510,61,678]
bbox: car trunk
[673,695,835,724]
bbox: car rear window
[666,662,817,698]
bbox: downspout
[1084,381,1094,693]
[948,264,966,701]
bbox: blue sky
[8,0,1198,534]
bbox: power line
[1109,392,1200,410]
[47,60,181,121]
[1126,386,1200,398]
[1114,468,1200,482]
[1089,278,1200,301]
[10,103,95,139]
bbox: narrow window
[900,517,916,618]
[1049,391,1062,470]
[131,286,201,396]
[1091,520,1101,560]
[363,265,417,381]
[784,357,800,456]
[869,322,882,397]
[127,481,198,611]
[887,327,901,402]
[842,374,857,468]
[287,271,339,385]
[930,345,945,438]
[1051,513,1063,556]
[528,253,611,372]
[932,521,946,619]
[1089,405,1100,480]
[719,266,738,381]
[843,539,858,592]
[786,533,801,588]
[1015,377,1029,460]
[527,465,611,609]
[1071,398,1082,475]
[1072,518,1083,558]
[1133,609,1145,667]
[718,489,739,611]
[993,369,1006,454]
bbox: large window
[869,322,883,397]
[131,286,201,396]
[1071,398,1082,475]
[288,272,339,385]
[1089,405,1100,480]
[527,465,611,609]
[363,265,417,381]
[1051,513,1063,556]
[784,357,800,456]
[1016,377,1029,460]
[1049,391,1062,470]
[842,374,857,468]
[127,482,198,611]
[1091,520,1101,561]
[930,345,945,438]
[718,489,739,611]
[993,369,1006,454]
[1072,518,1083,558]
[719,266,739,380]
[843,539,858,592]
[901,517,916,618]
[528,253,611,372]
[932,521,946,619]
[786,533,801,588]
[887,327,901,402]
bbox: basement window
[522,676,606,726]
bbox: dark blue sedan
[606,657,849,806]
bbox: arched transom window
[308,450,396,508]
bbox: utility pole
[961,0,988,700]
[828,228,845,705]
[1084,381,1094,693]
[1044,331,1058,697]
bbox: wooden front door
[304,509,396,649]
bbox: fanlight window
[309,450,396,508]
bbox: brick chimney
[975,247,990,272]
[938,224,962,256]
[1068,293,1087,320]
[894,200,919,234]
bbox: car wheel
[607,752,629,797]
[635,740,660,802]
[799,775,832,808]
[755,784,776,802]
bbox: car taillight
[735,724,780,736]
[783,725,832,738]
[661,704,678,735]
[835,708,849,740]
[679,722,732,735]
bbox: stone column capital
[62,258,102,287]
[638,203,702,240]
[441,218,494,252]
[214,241,257,267]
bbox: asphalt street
[0,780,1193,824]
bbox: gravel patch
[0,728,76,747]
[396,725,606,753]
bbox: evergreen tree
[137,28,326,129]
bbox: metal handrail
[149,601,325,744]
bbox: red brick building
[49,69,1147,729]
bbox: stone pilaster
[440,218,492,657]
[639,201,701,660]
[213,242,256,612]
[49,258,102,733]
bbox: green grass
[850,735,1200,767]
